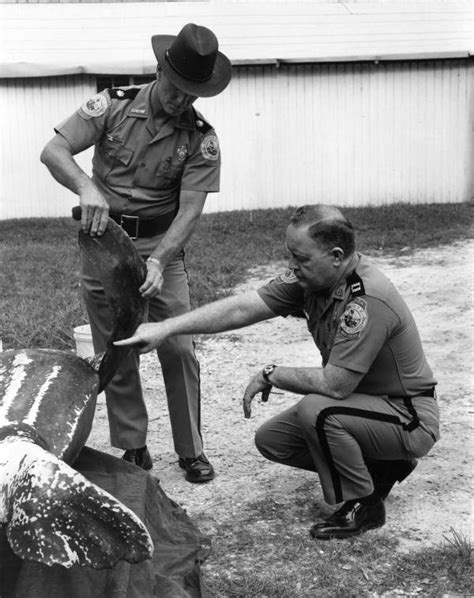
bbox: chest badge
[176,145,188,161]
[340,298,368,336]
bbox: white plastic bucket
[73,324,94,358]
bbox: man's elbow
[324,386,350,401]
[40,140,54,166]
[40,135,70,167]
[324,378,356,400]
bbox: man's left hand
[242,371,271,418]
[139,261,164,298]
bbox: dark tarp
[0,447,210,598]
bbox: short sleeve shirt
[54,83,221,218]
[257,254,436,397]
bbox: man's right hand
[79,185,109,236]
[114,323,170,354]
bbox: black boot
[122,446,153,471]
[366,458,418,500]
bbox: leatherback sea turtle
[0,218,153,569]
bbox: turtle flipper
[78,218,148,392]
[4,441,153,568]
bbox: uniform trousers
[81,252,203,459]
[255,392,439,505]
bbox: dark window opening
[96,75,155,92]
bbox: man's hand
[139,260,164,298]
[113,323,169,354]
[79,184,109,236]
[242,371,272,418]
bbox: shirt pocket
[99,135,133,184]
[133,154,185,190]
[104,137,133,165]
[155,157,185,187]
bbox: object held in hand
[261,364,277,402]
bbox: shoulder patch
[79,93,108,120]
[108,87,140,101]
[200,135,219,161]
[340,297,368,336]
[275,269,299,285]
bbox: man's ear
[331,247,344,265]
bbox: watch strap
[262,364,277,384]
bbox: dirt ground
[88,240,473,560]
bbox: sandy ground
[88,240,473,556]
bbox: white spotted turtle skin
[0,219,153,569]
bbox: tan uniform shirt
[55,83,221,218]
[257,253,437,398]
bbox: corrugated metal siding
[202,58,473,212]
[0,59,472,219]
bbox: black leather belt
[109,211,175,239]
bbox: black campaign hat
[151,23,232,98]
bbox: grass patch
[203,499,472,597]
[0,202,472,351]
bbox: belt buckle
[120,214,139,240]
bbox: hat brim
[151,34,232,98]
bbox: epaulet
[192,107,213,134]
[107,87,140,101]
[347,271,365,297]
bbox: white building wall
[0,75,95,219]
[1,58,472,219]
[202,59,473,213]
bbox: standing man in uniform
[40,24,232,483]
[115,204,440,538]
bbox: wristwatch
[262,364,277,384]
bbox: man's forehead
[286,224,324,253]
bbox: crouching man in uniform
[115,204,440,539]
[40,24,232,483]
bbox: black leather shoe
[122,446,153,471]
[310,500,385,540]
[178,453,215,483]
[310,500,358,531]
[367,458,418,500]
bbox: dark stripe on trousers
[315,406,419,504]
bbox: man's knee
[254,420,307,468]
[254,422,289,464]
[254,424,271,459]
[296,393,334,430]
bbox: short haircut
[289,205,356,256]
